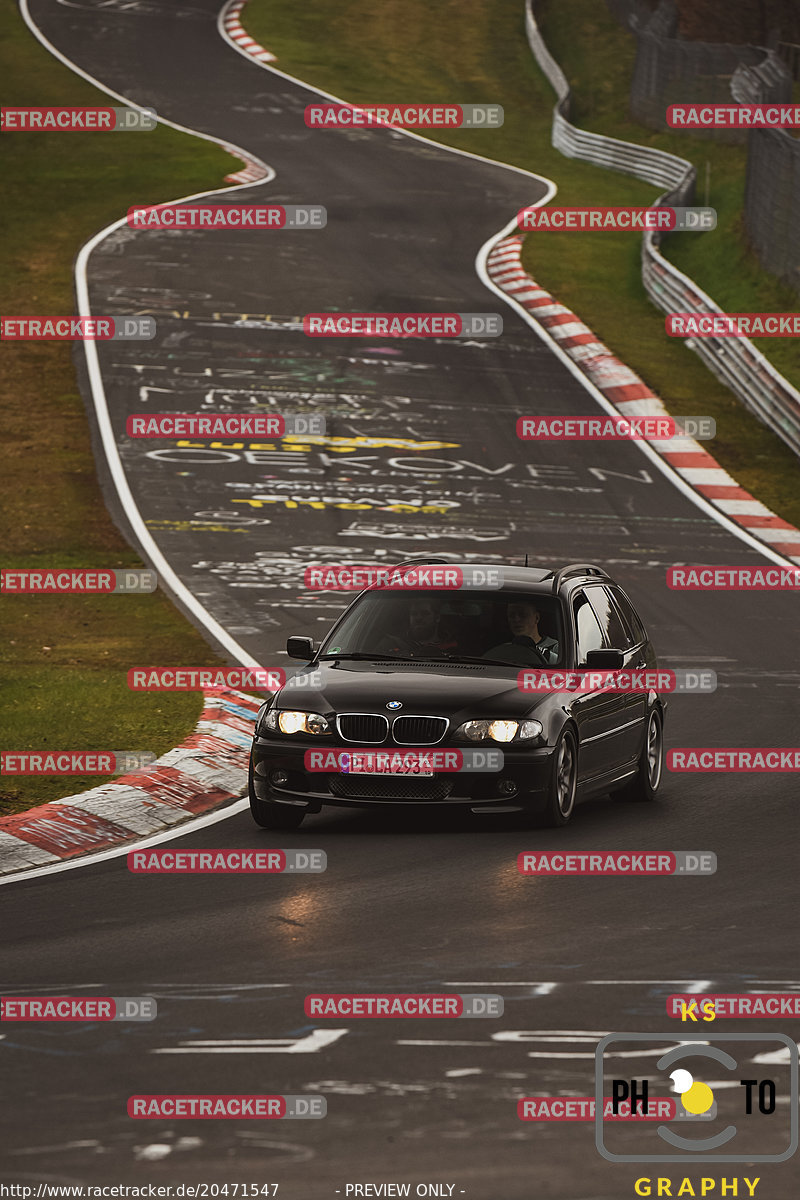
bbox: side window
[585,586,634,650]
[608,585,647,646]
[573,592,605,662]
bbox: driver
[483,599,559,665]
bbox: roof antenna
[524,553,529,567]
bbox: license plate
[347,754,433,777]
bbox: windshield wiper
[318,652,423,663]
[411,654,519,668]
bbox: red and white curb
[223,148,271,186]
[222,0,276,64]
[219,0,274,184]
[487,235,800,566]
[0,690,260,876]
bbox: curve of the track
[5,1,800,1195]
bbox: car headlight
[260,709,330,736]
[455,718,542,743]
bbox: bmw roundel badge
[386,700,403,710]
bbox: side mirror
[584,648,624,669]
[286,635,317,660]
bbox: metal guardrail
[524,0,800,459]
[776,41,800,81]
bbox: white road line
[396,1040,496,1047]
[0,798,249,887]
[154,1029,348,1054]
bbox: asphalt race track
[3,1,799,1196]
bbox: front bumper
[250,735,554,813]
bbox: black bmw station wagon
[248,561,665,829]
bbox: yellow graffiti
[232,498,456,514]
[283,435,460,451]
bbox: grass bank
[0,0,238,814]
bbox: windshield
[319,589,564,667]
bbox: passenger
[379,597,458,656]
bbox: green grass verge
[0,0,240,815]
[244,0,800,526]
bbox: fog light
[270,770,289,786]
[497,778,518,796]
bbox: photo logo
[595,1032,798,1162]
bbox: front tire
[249,757,306,829]
[619,706,663,802]
[542,728,578,827]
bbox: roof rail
[394,557,453,567]
[551,563,609,593]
